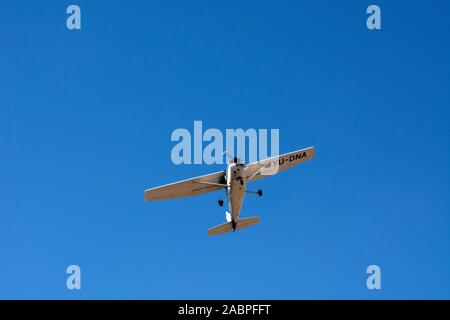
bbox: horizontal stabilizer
[236,216,260,230]
[208,221,234,236]
[208,216,260,236]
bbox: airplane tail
[236,216,260,230]
[208,216,260,236]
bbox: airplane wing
[144,170,226,202]
[245,147,315,182]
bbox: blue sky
[0,1,449,299]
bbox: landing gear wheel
[218,199,224,207]
[257,189,263,196]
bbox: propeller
[222,151,243,164]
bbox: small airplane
[144,147,315,236]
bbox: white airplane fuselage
[226,163,247,225]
